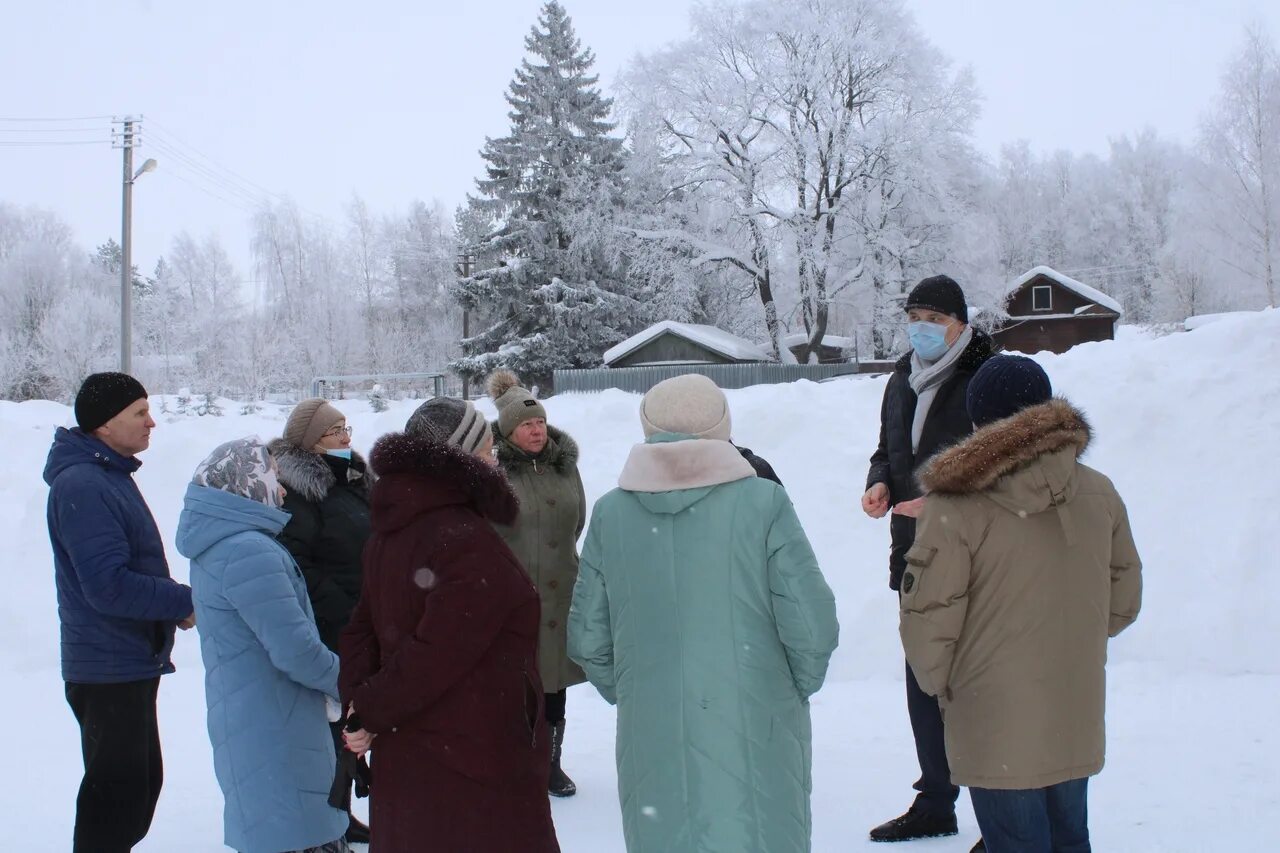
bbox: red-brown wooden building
[993,266,1123,355]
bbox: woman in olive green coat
[569,374,840,853]
[488,370,588,797]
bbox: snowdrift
[2,308,1277,851]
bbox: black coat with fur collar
[866,331,994,590]
[269,439,374,652]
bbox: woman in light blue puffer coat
[176,437,348,853]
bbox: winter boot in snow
[868,807,958,842]
[548,720,577,797]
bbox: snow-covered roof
[1002,312,1118,322]
[603,321,773,365]
[1007,266,1123,315]
[781,333,854,349]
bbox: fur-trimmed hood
[492,423,580,476]
[920,398,1092,499]
[618,436,757,499]
[368,432,519,531]
[268,438,373,504]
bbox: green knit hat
[486,370,547,438]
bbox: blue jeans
[969,778,1090,853]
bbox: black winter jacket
[269,440,374,651]
[866,331,994,590]
[736,445,783,487]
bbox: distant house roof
[1008,266,1123,315]
[603,321,773,365]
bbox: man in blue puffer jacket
[43,372,195,853]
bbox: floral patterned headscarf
[191,437,284,508]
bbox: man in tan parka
[900,354,1142,853]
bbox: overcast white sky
[2,0,1277,281]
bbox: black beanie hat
[74,372,148,433]
[966,355,1053,427]
[905,275,968,323]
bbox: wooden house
[602,321,773,368]
[993,266,1122,355]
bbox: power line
[0,114,115,122]
[146,138,273,210]
[158,162,261,214]
[0,126,110,134]
[146,124,334,225]
[147,121,289,204]
[0,139,108,147]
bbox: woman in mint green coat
[569,375,839,853]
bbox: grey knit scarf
[908,325,973,454]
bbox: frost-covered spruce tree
[452,1,635,390]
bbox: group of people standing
[861,275,1143,853]
[44,273,1141,853]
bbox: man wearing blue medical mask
[271,398,375,844]
[862,275,994,848]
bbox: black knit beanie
[966,355,1053,427]
[74,372,148,432]
[905,275,968,323]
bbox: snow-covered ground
[3,309,1278,851]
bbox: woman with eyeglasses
[271,398,374,844]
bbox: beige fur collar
[920,398,1092,495]
[618,439,756,493]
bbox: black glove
[327,711,373,808]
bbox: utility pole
[113,117,157,376]
[118,117,136,374]
[456,252,475,399]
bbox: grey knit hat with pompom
[486,370,547,438]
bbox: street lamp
[120,152,157,374]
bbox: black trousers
[905,660,960,815]
[543,689,567,724]
[64,678,163,853]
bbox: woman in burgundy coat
[338,397,560,853]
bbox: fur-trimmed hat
[284,398,345,450]
[487,370,547,438]
[639,374,731,441]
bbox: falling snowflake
[413,568,436,589]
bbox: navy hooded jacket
[44,427,193,683]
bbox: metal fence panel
[552,362,871,395]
